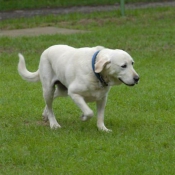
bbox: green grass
[0,0,166,11]
[1,6,175,175]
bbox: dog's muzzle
[119,75,139,86]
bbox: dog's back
[39,45,104,87]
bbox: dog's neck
[99,73,110,86]
[92,51,109,87]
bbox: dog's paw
[50,122,61,129]
[97,125,112,132]
[81,115,93,122]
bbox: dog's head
[95,49,139,86]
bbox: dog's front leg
[68,93,94,120]
[96,96,112,132]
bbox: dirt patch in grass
[0,26,87,37]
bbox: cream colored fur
[18,45,139,132]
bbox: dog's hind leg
[42,82,68,124]
[40,59,61,129]
[42,106,48,121]
[42,84,61,129]
[42,86,60,121]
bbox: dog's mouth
[118,78,135,86]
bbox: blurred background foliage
[0,0,172,11]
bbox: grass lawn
[0,5,175,175]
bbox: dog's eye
[121,64,127,68]
[132,62,134,65]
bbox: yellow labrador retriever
[18,45,139,132]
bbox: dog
[18,45,139,132]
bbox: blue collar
[92,51,108,86]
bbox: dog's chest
[83,88,109,102]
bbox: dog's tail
[18,53,40,82]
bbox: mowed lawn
[0,5,175,175]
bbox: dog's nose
[134,75,139,83]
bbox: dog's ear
[95,55,111,73]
